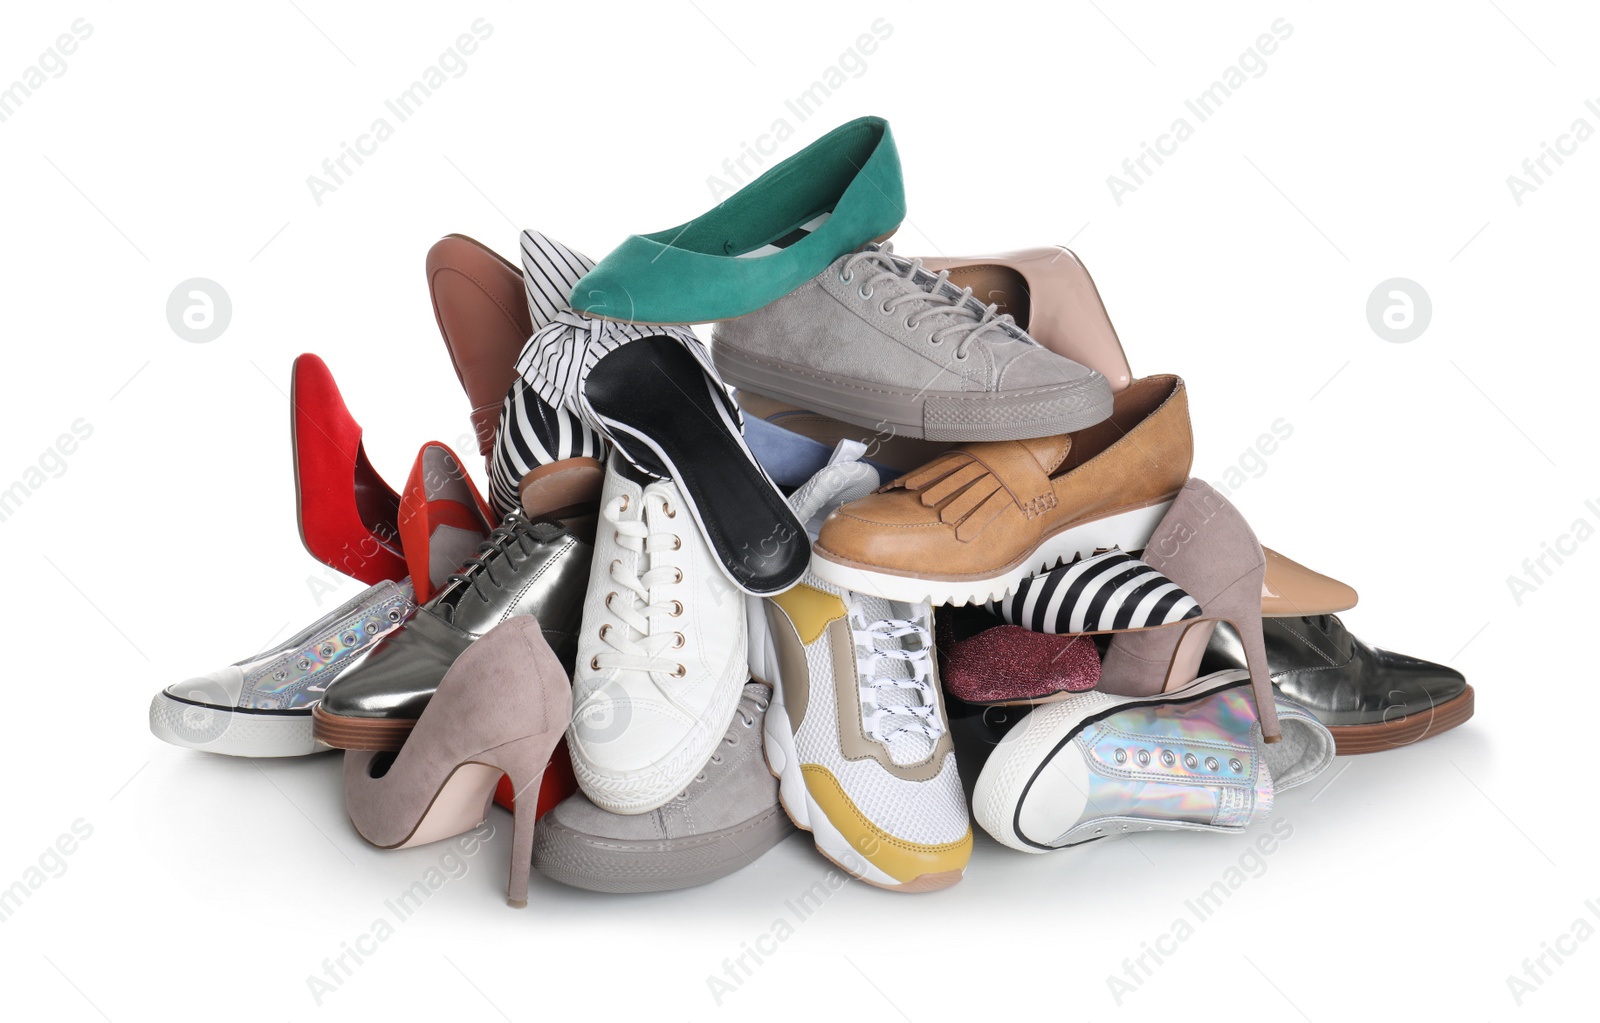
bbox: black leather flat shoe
[581,335,809,596]
[1202,613,1473,755]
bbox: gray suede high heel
[343,617,572,906]
[1097,479,1282,743]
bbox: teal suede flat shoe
[571,115,904,324]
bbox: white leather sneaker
[751,455,973,891]
[568,454,749,814]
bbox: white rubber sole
[148,691,329,758]
[569,667,750,816]
[760,668,902,888]
[971,669,1251,853]
[810,500,1172,605]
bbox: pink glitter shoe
[938,617,1101,706]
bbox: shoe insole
[584,336,809,595]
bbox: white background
[1,1,1594,1019]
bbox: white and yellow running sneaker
[750,452,972,892]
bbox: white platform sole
[148,692,328,758]
[810,501,1172,605]
[747,597,900,888]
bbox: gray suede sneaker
[532,682,794,893]
[711,244,1112,442]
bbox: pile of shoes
[150,115,1474,900]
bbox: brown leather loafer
[812,374,1192,604]
[426,234,532,458]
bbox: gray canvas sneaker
[711,244,1113,442]
[313,514,591,751]
[532,682,794,893]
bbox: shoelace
[852,615,944,745]
[838,243,1016,359]
[432,516,547,622]
[593,491,685,678]
[681,692,769,795]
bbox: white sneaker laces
[838,243,1015,359]
[594,492,685,678]
[852,614,944,746]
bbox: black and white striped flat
[987,549,1201,635]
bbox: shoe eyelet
[365,622,378,634]
[1161,750,1176,767]
[1184,753,1198,769]
[709,754,722,765]
[858,285,874,300]
[672,568,683,584]
[928,335,942,346]
[321,644,335,657]
[1229,758,1243,772]
[671,536,682,550]
[342,632,357,645]
[605,592,616,609]
[590,655,602,670]
[617,495,629,512]
[1136,750,1151,767]
[1114,749,1127,764]
[1205,757,1220,771]
[904,316,917,329]
[669,601,683,617]
[598,624,612,641]
[839,270,853,284]
[671,632,685,649]
[613,530,622,544]
[661,501,676,518]
[953,351,968,362]
[273,670,286,682]
[388,609,401,622]
[880,300,894,315]
[671,664,687,678]
[297,658,311,671]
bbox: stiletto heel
[343,618,572,906]
[469,734,552,907]
[1098,479,1283,743]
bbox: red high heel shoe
[397,441,495,602]
[291,354,409,585]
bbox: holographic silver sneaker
[148,579,416,757]
[971,669,1334,853]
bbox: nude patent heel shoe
[343,617,572,906]
[1097,479,1282,743]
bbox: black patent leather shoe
[313,515,591,751]
[1202,613,1473,755]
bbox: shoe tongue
[851,591,937,766]
[789,452,878,541]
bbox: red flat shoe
[291,354,408,585]
[397,441,495,603]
